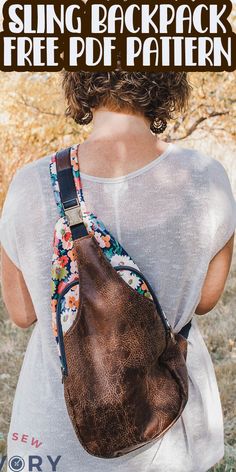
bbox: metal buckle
[64,205,83,227]
[61,366,67,384]
[169,326,176,343]
[162,309,176,343]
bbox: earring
[150,119,167,135]
[75,110,93,125]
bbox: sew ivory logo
[0,432,62,471]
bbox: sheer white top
[1,142,236,472]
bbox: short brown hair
[62,71,191,134]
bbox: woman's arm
[1,231,234,325]
[195,233,235,315]
[0,245,37,329]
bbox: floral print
[49,145,153,365]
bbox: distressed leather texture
[63,234,189,458]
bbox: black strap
[178,319,192,339]
[56,147,88,240]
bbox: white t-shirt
[1,142,236,472]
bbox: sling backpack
[49,144,192,459]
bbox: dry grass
[201,252,236,471]
[0,293,33,462]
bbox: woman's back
[1,141,235,471]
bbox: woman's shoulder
[172,142,218,167]
[2,153,54,221]
[14,152,53,182]
[171,143,231,183]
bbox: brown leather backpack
[51,147,192,459]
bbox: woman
[1,71,236,472]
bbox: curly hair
[62,71,191,134]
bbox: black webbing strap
[56,147,88,240]
[178,319,192,339]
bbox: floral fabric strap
[49,145,153,350]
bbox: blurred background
[0,3,236,472]
[1,68,236,472]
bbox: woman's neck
[77,108,169,178]
[90,108,153,139]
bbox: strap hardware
[56,147,88,238]
[64,203,83,227]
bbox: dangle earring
[75,110,93,126]
[150,119,167,135]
